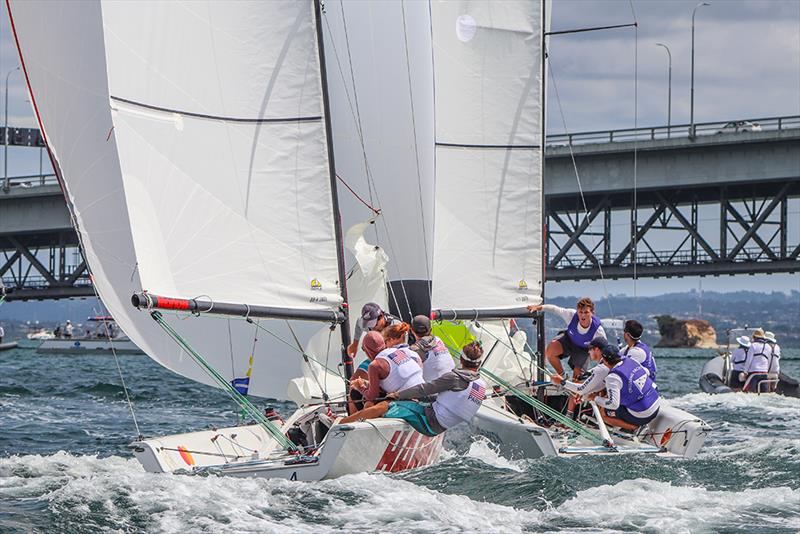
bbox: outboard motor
[699,356,732,394]
[776,373,800,398]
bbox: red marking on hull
[375,429,442,473]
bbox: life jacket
[432,376,487,429]
[746,340,772,374]
[418,337,455,382]
[730,346,748,370]
[566,313,601,349]
[376,345,424,393]
[766,341,780,375]
[610,358,659,413]
[622,341,657,382]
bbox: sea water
[1,344,798,533]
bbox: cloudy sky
[0,0,797,299]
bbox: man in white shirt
[550,337,611,418]
[728,335,750,390]
[743,328,774,393]
[528,297,606,379]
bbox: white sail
[323,0,435,316]
[8,0,337,396]
[429,0,545,313]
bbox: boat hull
[0,342,18,351]
[699,355,799,398]
[37,338,143,355]
[130,405,443,480]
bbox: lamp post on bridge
[4,66,20,193]
[655,43,672,138]
[690,1,711,139]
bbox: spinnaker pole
[314,0,354,388]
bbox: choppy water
[1,343,799,533]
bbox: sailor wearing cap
[551,337,612,417]
[744,328,775,393]
[620,320,657,383]
[346,302,401,359]
[409,315,455,382]
[590,345,661,431]
[728,335,751,390]
[341,341,486,436]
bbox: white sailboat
[9,0,442,479]
[425,0,710,458]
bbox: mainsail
[429,0,545,317]
[8,0,342,396]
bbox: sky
[0,0,797,300]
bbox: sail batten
[430,0,545,313]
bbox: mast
[314,0,354,384]
[537,0,547,383]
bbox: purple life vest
[610,358,659,413]
[566,313,601,348]
[623,341,657,383]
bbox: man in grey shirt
[347,302,400,358]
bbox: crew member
[346,302,400,358]
[743,328,774,393]
[348,331,385,413]
[728,335,751,390]
[620,320,657,383]
[341,341,486,436]
[590,345,661,431]
[528,298,606,379]
[409,315,454,382]
[765,331,781,386]
[65,320,74,339]
[350,323,423,407]
[0,324,4,343]
[551,337,612,409]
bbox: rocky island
[655,315,718,348]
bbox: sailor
[728,335,751,390]
[409,314,455,382]
[0,324,4,343]
[64,320,74,339]
[351,323,423,407]
[528,297,606,379]
[341,341,487,437]
[551,337,612,404]
[346,302,400,358]
[620,320,657,383]
[348,331,386,413]
[590,345,661,431]
[765,331,781,384]
[743,328,774,393]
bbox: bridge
[0,116,798,300]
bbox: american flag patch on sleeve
[468,382,485,404]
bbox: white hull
[131,404,443,480]
[472,390,711,459]
[37,338,143,355]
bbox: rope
[337,174,380,215]
[91,299,142,439]
[151,311,297,452]
[248,319,344,380]
[629,0,640,311]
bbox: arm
[396,373,464,400]
[625,346,647,365]
[363,360,389,401]
[540,304,575,324]
[593,325,607,341]
[594,374,622,410]
[563,367,607,395]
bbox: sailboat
[9,0,443,479]
[425,0,711,458]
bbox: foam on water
[556,478,800,533]
[0,452,541,534]
[465,437,526,473]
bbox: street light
[690,1,711,139]
[655,43,672,138]
[4,66,20,192]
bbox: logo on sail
[518,279,528,290]
[310,278,322,290]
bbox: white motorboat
[37,317,143,355]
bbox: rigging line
[324,326,333,395]
[248,319,343,379]
[284,320,327,399]
[400,0,432,288]
[322,7,415,320]
[337,173,380,215]
[92,299,142,439]
[546,56,614,319]
[629,0,640,311]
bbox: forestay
[7,0,336,396]
[430,0,544,313]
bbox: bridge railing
[551,246,783,271]
[3,173,58,189]
[546,115,800,147]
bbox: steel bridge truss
[546,178,800,280]
[0,232,93,301]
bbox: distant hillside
[546,290,800,348]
